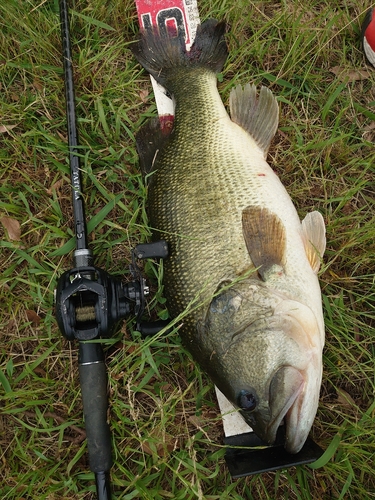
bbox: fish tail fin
[229,84,279,156]
[131,19,228,89]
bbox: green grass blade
[308,432,342,469]
[72,11,116,31]
[0,369,12,394]
[51,193,123,256]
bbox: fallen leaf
[363,122,375,132]
[139,89,149,103]
[141,441,155,455]
[0,216,21,241]
[330,66,370,82]
[362,123,375,143]
[7,319,16,330]
[336,388,356,408]
[46,179,64,195]
[188,415,205,429]
[141,430,176,457]
[188,415,211,440]
[34,366,46,377]
[33,79,43,91]
[26,310,42,325]
[0,124,17,134]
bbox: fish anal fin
[301,211,326,273]
[136,117,172,179]
[242,206,286,281]
[229,84,279,156]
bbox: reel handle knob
[137,319,170,338]
[134,240,169,260]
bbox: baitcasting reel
[55,240,169,342]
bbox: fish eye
[238,390,257,412]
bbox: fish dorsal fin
[301,211,326,273]
[242,206,286,281]
[136,117,172,179]
[229,84,279,156]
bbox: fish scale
[149,96,308,314]
[132,19,326,453]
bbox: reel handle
[137,319,170,338]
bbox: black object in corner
[224,427,324,478]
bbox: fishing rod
[55,1,168,497]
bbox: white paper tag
[215,387,253,436]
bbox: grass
[1,0,375,498]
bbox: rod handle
[78,343,112,474]
[95,471,112,500]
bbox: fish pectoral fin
[242,206,286,281]
[136,117,172,179]
[301,211,326,273]
[229,84,279,156]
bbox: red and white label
[135,0,199,47]
[135,0,200,120]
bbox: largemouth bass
[132,20,326,454]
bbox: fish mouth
[266,366,306,453]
